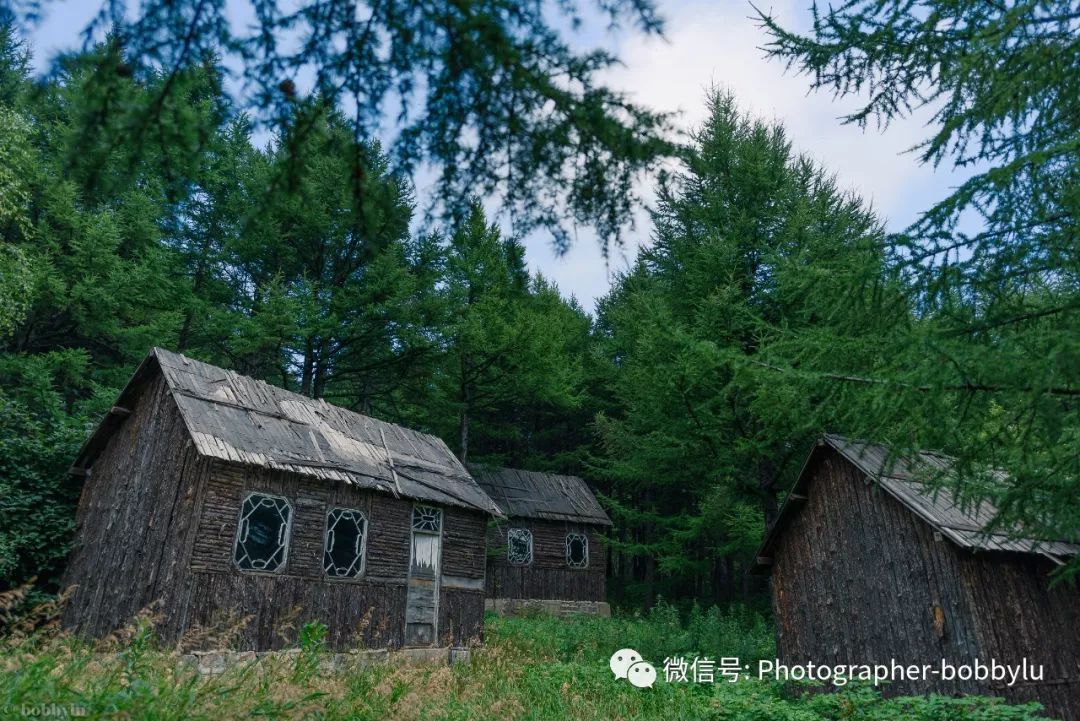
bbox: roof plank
[73,348,503,517]
[751,434,1080,574]
[469,466,612,526]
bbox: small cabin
[470,467,611,610]
[61,348,503,651]
[752,434,1080,720]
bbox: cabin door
[405,505,443,646]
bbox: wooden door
[405,505,442,646]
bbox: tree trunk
[458,352,471,463]
[300,338,315,397]
[458,389,470,464]
[312,337,330,399]
[178,233,214,352]
[759,456,780,527]
[643,552,657,610]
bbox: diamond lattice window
[234,493,292,572]
[412,505,442,533]
[324,508,367,578]
[565,533,588,568]
[506,528,533,566]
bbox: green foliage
[592,90,895,600]
[492,600,774,667]
[0,613,1052,721]
[295,620,329,682]
[757,0,1077,283]
[758,0,1080,570]
[7,0,676,251]
[0,353,88,588]
[0,244,32,338]
[420,204,590,465]
[195,107,444,408]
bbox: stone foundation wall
[485,598,611,618]
[172,646,469,675]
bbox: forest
[0,0,1077,717]
[0,1,1075,721]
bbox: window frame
[506,527,533,566]
[233,491,293,574]
[565,532,589,569]
[411,505,442,534]
[323,506,369,580]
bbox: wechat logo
[610,648,657,688]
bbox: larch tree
[758,0,1080,562]
[431,204,587,465]
[592,90,899,604]
[7,0,677,252]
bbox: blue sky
[24,0,970,313]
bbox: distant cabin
[470,467,611,611]
[752,435,1080,720]
[61,348,503,651]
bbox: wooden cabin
[61,348,504,651]
[470,467,611,609]
[752,434,1080,720]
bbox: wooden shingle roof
[752,434,1080,573]
[469,466,612,526]
[72,348,503,516]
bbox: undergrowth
[0,603,1055,720]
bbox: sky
[23,0,968,313]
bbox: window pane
[412,505,441,533]
[324,508,367,578]
[234,493,291,572]
[566,533,588,568]
[507,528,533,565]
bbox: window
[234,493,292,572]
[566,533,588,568]
[411,505,442,533]
[324,508,367,578]
[410,505,442,574]
[506,528,533,566]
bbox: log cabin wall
[771,447,1080,720]
[955,548,1080,719]
[180,461,488,651]
[485,519,607,602]
[61,375,211,639]
[438,506,488,646]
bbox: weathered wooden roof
[73,348,503,517]
[469,466,612,526]
[752,434,1080,574]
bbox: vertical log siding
[771,448,1080,720]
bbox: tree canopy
[2,3,1079,601]
[758,0,1080,571]
[3,0,677,251]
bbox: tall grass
[490,600,775,666]
[0,605,1056,721]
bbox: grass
[0,603,1056,720]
